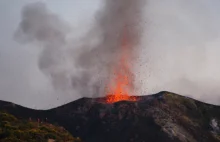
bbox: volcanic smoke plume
[15,0,145,101]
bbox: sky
[1,0,220,109]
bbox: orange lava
[105,29,138,103]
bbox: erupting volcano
[105,29,138,103]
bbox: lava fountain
[105,28,139,103]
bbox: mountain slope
[0,111,82,142]
[1,91,220,142]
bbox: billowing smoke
[15,1,145,98]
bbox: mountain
[1,91,220,142]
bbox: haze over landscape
[1,0,220,109]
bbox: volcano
[1,91,220,142]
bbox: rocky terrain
[1,91,220,142]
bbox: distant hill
[1,91,220,142]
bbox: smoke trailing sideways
[14,0,145,98]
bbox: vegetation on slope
[0,111,82,142]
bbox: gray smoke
[15,1,145,98]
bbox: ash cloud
[15,1,145,98]
[10,0,220,106]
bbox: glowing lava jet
[105,29,138,103]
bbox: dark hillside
[1,91,220,142]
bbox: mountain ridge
[1,91,220,142]
[0,91,218,111]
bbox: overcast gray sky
[1,0,220,109]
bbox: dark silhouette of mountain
[1,91,220,142]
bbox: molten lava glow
[105,30,138,103]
